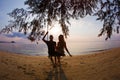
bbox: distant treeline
[0,41,15,43]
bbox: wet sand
[0,48,120,80]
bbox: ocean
[0,40,120,56]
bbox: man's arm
[42,31,48,42]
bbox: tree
[0,0,120,41]
[95,0,120,40]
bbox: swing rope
[47,24,54,40]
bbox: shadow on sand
[46,64,67,80]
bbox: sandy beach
[0,48,120,80]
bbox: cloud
[5,32,27,38]
[0,32,32,43]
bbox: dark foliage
[0,0,120,41]
[95,0,120,40]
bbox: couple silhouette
[42,31,72,67]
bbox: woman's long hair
[58,35,65,42]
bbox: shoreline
[0,47,120,80]
[1,41,120,56]
[0,47,118,56]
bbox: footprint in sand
[17,65,35,76]
[17,65,26,71]
[111,75,120,80]
[0,74,9,80]
[80,62,85,64]
[23,70,35,76]
[1,58,17,66]
[1,59,9,65]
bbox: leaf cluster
[95,0,120,40]
[0,0,120,41]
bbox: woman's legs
[57,56,61,65]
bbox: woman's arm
[64,42,72,57]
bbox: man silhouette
[42,31,56,65]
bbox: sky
[0,0,26,27]
[0,0,120,44]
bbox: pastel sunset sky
[0,0,120,43]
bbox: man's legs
[49,56,54,64]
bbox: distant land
[0,41,16,43]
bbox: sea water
[0,40,120,56]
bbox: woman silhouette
[56,35,72,64]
